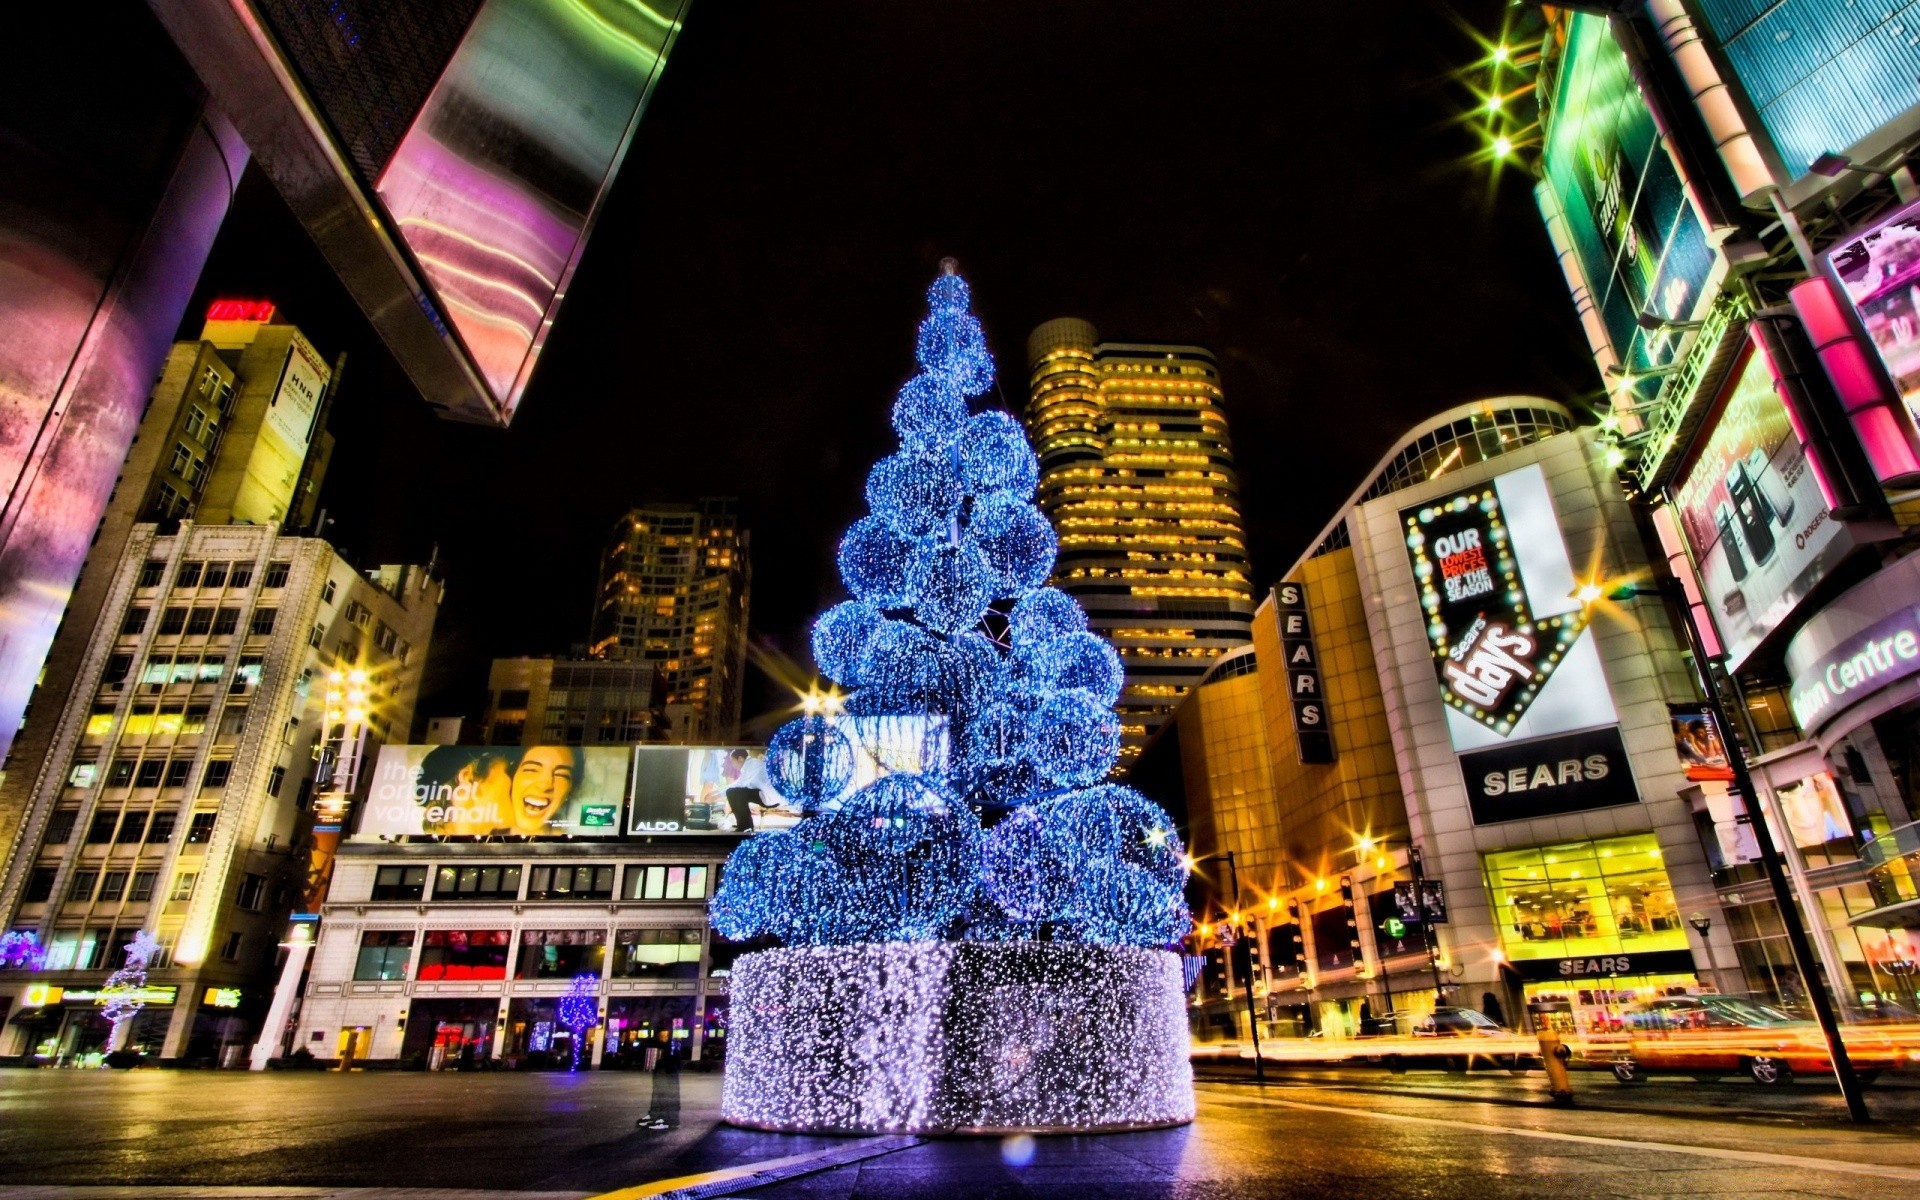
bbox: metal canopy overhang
[145,0,506,426]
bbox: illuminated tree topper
[711,262,1189,950]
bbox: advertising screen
[1401,464,1634,824]
[358,745,627,839]
[1672,347,1856,669]
[628,717,951,835]
[1538,13,1716,411]
[1828,197,1920,421]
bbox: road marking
[1240,1092,1920,1182]
[584,1134,922,1200]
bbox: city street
[2,1070,1919,1199]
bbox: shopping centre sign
[1788,605,1920,734]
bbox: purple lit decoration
[558,973,599,1071]
[0,931,46,971]
[99,931,162,1030]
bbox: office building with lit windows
[0,528,439,1064]
[481,657,664,746]
[1025,319,1255,763]
[0,303,335,887]
[588,500,749,743]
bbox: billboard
[1538,13,1716,410]
[1827,197,1920,421]
[1671,346,1856,669]
[628,718,951,835]
[1402,464,1633,825]
[358,745,627,839]
[232,329,331,528]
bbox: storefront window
[417,930,510,980]
[622,864,710,901]
[354,930,414,981]
[515,929,607,978]
[613,928,702,978]
[1483,833,1688,961]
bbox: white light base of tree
[720,941,1194,1134]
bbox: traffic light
[1341,874,1360,962]
[1203,946,1227,997]
[1230,938,1253,989]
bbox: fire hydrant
[1538,1030,1574,1106]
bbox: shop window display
[1483,834,1687,960]
[603,995,696,1068]
[613,927,702,978]
[416,930,510,980]
[354,930,414,981]
[515,928,606,978]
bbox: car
[1607,995,1905,1085]
[1382,1006,1536,1074]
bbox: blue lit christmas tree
[710,262,1190,951]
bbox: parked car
[1608,995,1902,1085]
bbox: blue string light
[837,516,922,609]
[1010,587,1087,644]
[1028,689,1121,788]
[906,540,995,635]
[956,411,1039,498]
[1011,630,1124,706]
[558,973,600,1071]
[811,600,885,686]
[967,492,1056,597]
[867,450,962,538]
[891,373,969,450]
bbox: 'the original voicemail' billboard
[1401,464,1636,825]
[358,745,627,839]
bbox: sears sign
[1459,725,1637,826]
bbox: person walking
[638,1043,682,1131]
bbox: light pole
[1597,577,1870,1122]
[1357,836,1449,1006]
[1688,913,1724,995]
[1188,850,1265,1083]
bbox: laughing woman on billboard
[507,745,584,837]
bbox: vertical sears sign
[1273,582,1334,763]
[1401,464,1637,824]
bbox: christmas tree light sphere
[927,270,971,313]
[891,373,968,449]
[767,715,857,812]
[916,311,995,397]
[838,516,920,608]
[956,411,1039,497]
[1030,688,1121,788]
[967,493,1056,596]
[867,450,962,537]
[1010,587,1088,644]
[1014,630,1124,705]
[812,600,884,685]
[907,539,995,635]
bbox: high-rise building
[588,500,749,743]
[0,305,339,874]
[1025,319,1255,763]
[481,657,663,746]
[0,526,439,1063]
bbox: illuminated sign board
[1538,13,1715,409]
[63,986,178,1005]
[1273,582,1334,764]
[1827,197,1920,424]
[1789,605,1920,735]
[1400,463,1633,825]
[203,987,243,1009]
[357,745,628,839]
[205,299,277,323]
[1672,345,1856,669]
[629,719,949,834]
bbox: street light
[1687,912,1724,995]
[1587,576,1871,1122]
[1188,850,1265,1083]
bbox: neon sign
[206,299,276,323]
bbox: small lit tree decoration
[99,930,162,1031]
[714,262,1194,1134]
[0,930,47,971]
[557,972,599,1072]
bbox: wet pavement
[0,1067,1917,1198]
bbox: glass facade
[1696,0,1920,181]
[1484,834,1688,963]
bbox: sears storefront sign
[1401,463,1636,826]
[1274,581,1334,764]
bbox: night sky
[182,0,1594,732]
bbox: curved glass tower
[1025,319,1255,765]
